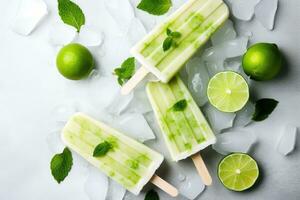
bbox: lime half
[218,153,259,191]
[207,71,249,112]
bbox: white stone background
[0,0,300,200]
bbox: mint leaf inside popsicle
[252,98,278,121]
[137,0,172,16]
[163,28,181,51]
[58,0,85,32]
[93,141,113,157]
[50,147,73,183]
[171,99,187,111]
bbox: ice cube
[177,173,186,182]
[51,103,78,124]
[125,86,153,114]
[203,104,236,133]
[115,113,156,142]
[228,0,260,21]
[203,37,248,62]
[234,101,255,127]
[84,167,108,200]
[48,22,77,46]
[106,180,127,200]
[277,125,298,156]
[46,129,65,153]
[211,20,237,46]
[11,0,48,35]
[186,57,209,106]
[213,129,257,155]
[255,0,278,30]
[224,57,242,72]
[75,25,104,47]
[127,18,147,45]
[104,0,135,34]
[106,92,134,116]
[205,60,224,76]
[128,0,156,31]
[178,171,205,199]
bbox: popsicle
[121,0,229,94]
[146,76,216,185]
[62,113,178,196]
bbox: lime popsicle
[62,113,178,196]
[146,76,216,184]
[122,0,229,94]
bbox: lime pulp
[218,153,259,191]
[207,71,249,113]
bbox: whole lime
[242,43,282,81]
[56,43,94,80]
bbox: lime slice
[207,71,249,112]
[218,153,259,191]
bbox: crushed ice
[104,0,135,34]
[115,113,156,143]
[11,0,48,35]
[48,21,77,46]
[126,18,147,45]
[75,25,104,47]
[234,101,255,127]
[203,104,236,133]
[228,0,260,21]
[106,180,127,200]
[84,167,108,200]
[211,20,236,46]
[213,129,257,155]
[255,0,278,30]
[277,125,298,156]
[186,57,209,107]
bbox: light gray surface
[1,0,300,200]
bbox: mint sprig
[50,147,73,183]
[145,189,159,200]
[58,0,85,32]
[93,141,112,157]
[163,28,181,51]
[172,99,187,111]
[137,0,172,16]
[114,57,136,86]
[252,98,278,121]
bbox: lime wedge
[218,153,259,191]
[207,71,249,112]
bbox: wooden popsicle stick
[121,67,149,95]
[191,153,212,186]
[150,174,179,197]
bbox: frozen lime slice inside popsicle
[131,0,229,83]
[61,113,164,195]
[146,76,216,161]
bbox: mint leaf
[172,99,187,111]
[163,29,181,51]
[145,189,159,200]
[166,28,172,36]
[114,57,136,86]
[163,36,173,51]
[58,0,85,32]
[93,141,112,157]
[252,98,278,121]
[137,0,172,16]
[50,147,73,183]
[170,31,181,38]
